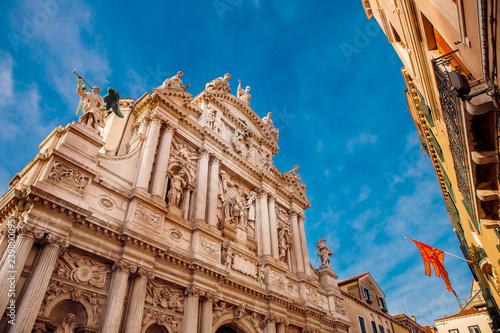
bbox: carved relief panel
[46,161,91,197]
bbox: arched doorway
[216,324,245,333]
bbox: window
[379,325,385,333]
[362,286,372,302]
[371,321,378,333]
[449,330,460,333]
[359,317,367,333]
[377,296,387,310]
[468,326,481,333]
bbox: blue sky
[0,0,473,325]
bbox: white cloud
[323,169,330,177]
[0,52,14,104]
[346,131,377,152]
[9,0,110,105]
[357,185,371,203]
[316,139,323,152]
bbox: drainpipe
[480,0,491,86]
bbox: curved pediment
[192,90,279,155]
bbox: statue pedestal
[167,204,182,218]
[317,265,339,292]
[41,121,104,168]
[235,226,248,247]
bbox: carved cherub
[54,313,75,333]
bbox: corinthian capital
[137,267,156,280]
[288,208,298,218]
[45,234,70,250]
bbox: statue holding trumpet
[72,69,123,132]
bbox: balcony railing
[432,50,473,209]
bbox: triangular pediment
[358,273,385,297]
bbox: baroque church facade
[0,72,350,332]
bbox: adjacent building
[434,282,493,333]
[361,0,500,325]
[338,272,409,333]
[0,73,350,332]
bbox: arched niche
[141,319,174,333]
[213,312,261,333]
[145,323,170,333]
[47,299,88,330]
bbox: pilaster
[289,209,304,273]
[268,194,279,259]
[258,189,271,257]
[181,286,201,333]
[298,213,310,275]
[193,147,210,223]
[206,154,220,227]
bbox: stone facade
[0,73,350,332]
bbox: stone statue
[262,112,279,141]
[219,171,231,221]
[161,71,189,91]
[206,105,216,129]
[225,244,234,269]
[167,171,187,207]
[257,263,265,282]
[245,191,257,238]
[261,152,273,172]
[76,77,106,131]
[278,228,291,262]
[237,80,251,105]
[213,108,223,135]
[206,73,232,93]
[233,126,253,160]
[316,238,333,267]
[231,191,245,226]
[55,313,75,333]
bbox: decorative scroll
[145,280,184,313]
[48,162,90,194]
[135,204,163,229]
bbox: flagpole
[403,236,473,263]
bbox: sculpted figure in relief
[167,170,187,207]
[161,71,189,91]
[55,313,75,333]
[262,112,279,141]
[206,73,232,93]
[237,80,251,105]
[316,238,333,267]
[225,244,235,270]
[261,152,274,173]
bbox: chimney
[411,315,417,322]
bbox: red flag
[408,238,457,297]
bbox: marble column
[258,190,271,256]
[206,155,220,227]
[8,234,69,333]
[200,293,215,333]
[193,148,210,223]
[266,316,277,333]
[277,323,286,333]
[181,287,200,333]
[100,261,135,333]
[123,268,155,333]
[135,113,163,191]
[298,213,310,275]
[0,223,42,316]
[289,210,304,273]
[267,195,279,259]
[151,123,175,199]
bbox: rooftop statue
[316,238,333,267]
[73,70,123,132]
[160,71,189,91]
[262,112,279,141]
[206,73,232,93]
[237,79,251,105]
